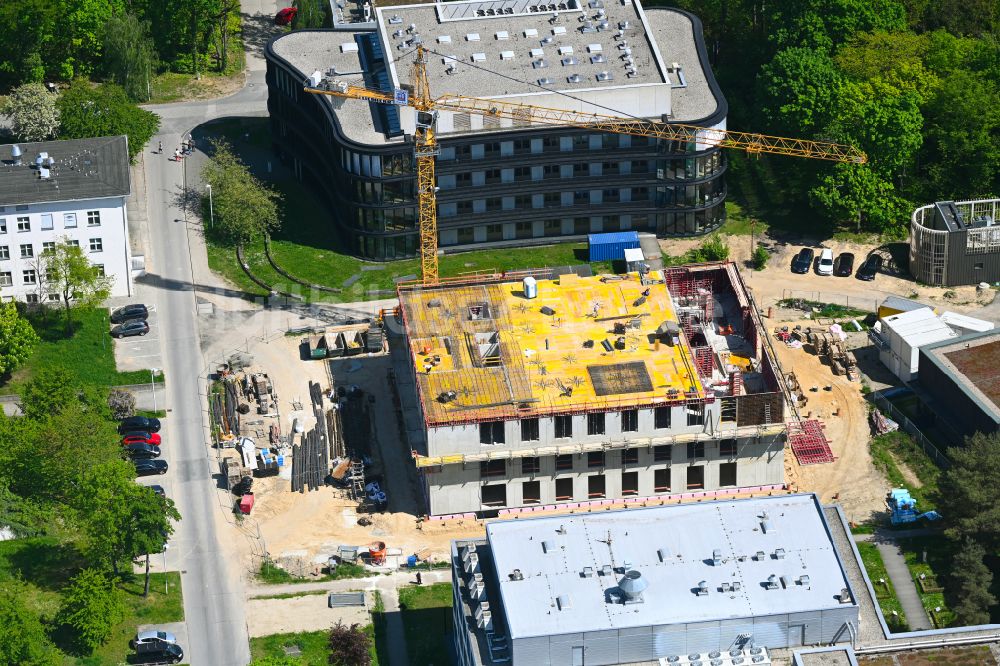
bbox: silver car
[132,629,177,648]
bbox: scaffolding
[787,419,836,465]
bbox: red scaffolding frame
[787,419,836,465]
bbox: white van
[817,248,834,275]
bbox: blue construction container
[588,231,640,262]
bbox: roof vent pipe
[618,570,648,601]
[11,145,21,165]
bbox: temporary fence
[870,392,951,469]
[780,289,879,313]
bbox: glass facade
[266,56,726,260]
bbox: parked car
[124,442,161,459]
[791,247,815,274]
[132,641,183,664]
[110,303,148,324]
[274,7,297,25]
[119,416,161,434]
[122,432,162,447]
[834,252,855,277]
[856,254,883,281]
[134,459,168,476]
[817,248,834,276]
[111,320,149,338]
[131,630,177,649]
[147,484,166,497]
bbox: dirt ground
[246,592,371,637]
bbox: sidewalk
[876,541,932,631]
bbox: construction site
[391,261,837,517]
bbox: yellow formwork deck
[398,271,705,427]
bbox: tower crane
[305,46,867,285]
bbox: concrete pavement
[876,541,932,631]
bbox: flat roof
[0,136,130,206]
[398,270,705,427]
[882,308,958,348]
[923,330,1000,421]
[485,494,855,639]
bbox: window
[521,457,541,475]
[654,406,671,428]
[0,272,11,286]
[47,293,60,302]
[480,459,506,478]
[720,462,737,487]
[621,409,638,432]
[40,213,53,230]
[66,240,79,247]
[587,451,604,468]
[556,454,573,471]
[0,246,7,260]
[482,484,507,507]
[22,269,36,285]
[555,415,573,438]
[0,218,6,233]
[555,477,574,501]
[87,211,101,226]
[686,465,705,489]
[63,213,77,228]
[14,205,28,212]
[19,244,32,258]
[16,217,29,232]
[687,442,704,460]
[93,264,105,277]
[721,398,737,423]
[88,238,103,253]
[479,422,505,445]
[520,418,539,442]
[587,412,605,436]
[654,468,670,493]
[653,445,671,462]
[720,439,737,457]
[686,405,705,426]
[587,474,606,498]
[622,448,639,466]
[24,293,38,304]
[622,471,638,496]
[522,480,541,504]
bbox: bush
[106,389,136,420]
[56,568,126,654]
[328,621,372,666]
[752,245,769,270]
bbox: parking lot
[110,295,163,374]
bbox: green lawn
[250,589,329,601]
[898,537,957,628]
[250,626,380,666]
[856,541,909,632]
[257,559,375,584]
[0,307,163,394]
[0,537,184,665]
[869,432,941,515]
[397,583,453,666]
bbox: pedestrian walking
[173,148,181,162]
[157,140,162,154]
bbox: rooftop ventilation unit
[695,580,709,596]
[712,549,722,566]
[496,31,509,40]
[533,59,548,68]
[530,47,545,57]
[755,550,766,561]
[600,564,613,576]
[590,54,605,63]
[541,35,554,44]
[657,548,670,562]
[765,575,779,590]
[798,575,810,587]
[587,43,603,52]
[469,579,488,599]
[537,77,553,85]
[618,570,648,603]
[445,63,456,74]
[774,548,786,559]
[542,540,555,553]
[466,32,481,41]
[501,50,515,60]
[461,543,477,562]
[476,8,485,15]
[596,70,613,81]
[392,29,403,38]
[510,569,524,581]
[471,52,487,62]
[505,7,514,14]
[839,588,852,604]
[597,20,609,30]
[581,566,594,577]
[475,601,491,620]
[549,12,559,24]
[10,145,21,165]
[525,28,538,37]
[437,35,451,43]
[562,57,578,66]
[556,595,571,610]
[626,68,637,78]
[388,14,402,23]
[558,45,573,55]
[340,42,359,53]
[552,26,567,35]
[407,23,416,33]
[476,610,493,630]
[464,553,480,574]
[619,20,629,29]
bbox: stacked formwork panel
[787,419,836,465]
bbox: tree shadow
[19,304,81,342]
[2,538,86,591]
[242,12,284,62]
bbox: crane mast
[305,46,867,285]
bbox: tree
[106,389,136,420]
[250,658,301,666]
[101,13,156,102]
[758,48,844,136]
[810,163,910,234]
[57,81,160,161]
[293,0,327,29]
[949,539,997,626]
[56,568,126,653]
[202,140,283,245]
[39,241,113,333]
[0,83,60,142]
[752,245,769,270]
[768,0,907,52]
[328,621,372,666]
[19,366,79,421]
[835,31,938,104]
[0,0,57,88]
[938,432,1000,548]
[130,487,180,596]
[0,302,39,378]
[51,0,126,80]
[0,582,56,665]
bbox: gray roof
[269,0,723,146]
[486,494,854,639]
[0,136,130,206]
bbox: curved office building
[911,198,1000,286]
[265,0,728,260]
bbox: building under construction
[394,261,792,517]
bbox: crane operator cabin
[265,0,729,260]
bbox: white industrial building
[0,136,133,303]
[451,493,860,666]
[871,307,993,383]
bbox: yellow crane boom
[305,46,867,284]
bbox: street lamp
[150,368,160,413]
[205,184,214,230]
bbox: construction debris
[869,408,899,436]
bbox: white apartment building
[0,136,132,303]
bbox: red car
[274,7,297,25]
[123,433,161,447]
